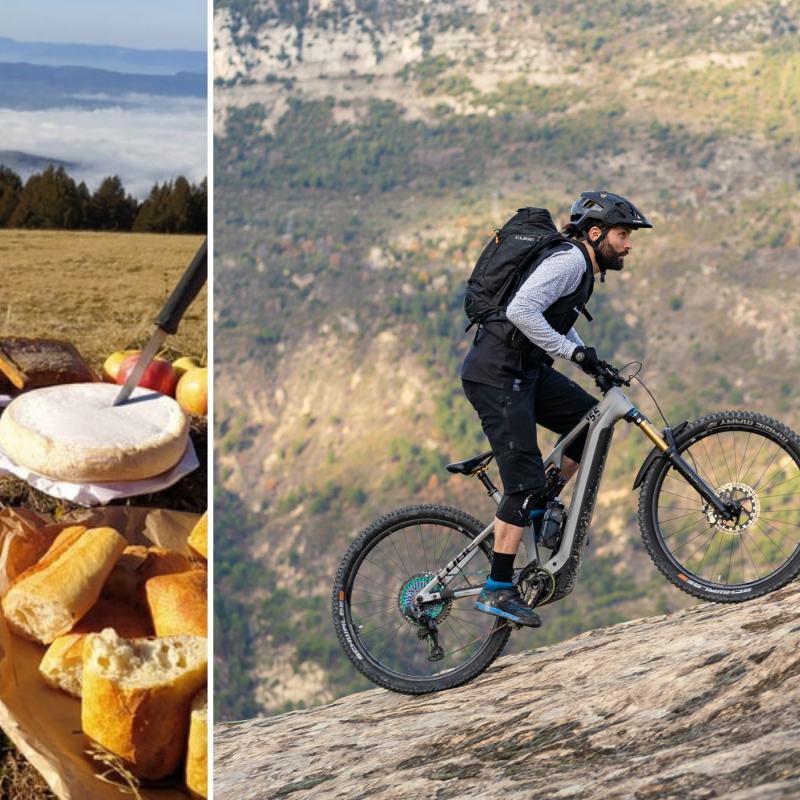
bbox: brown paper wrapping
[0,506,206,799]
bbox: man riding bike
[461,190,652,627]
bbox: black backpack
[464,207,566,354]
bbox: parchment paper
[0,441,199,506]
[0,506,206,799]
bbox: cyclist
[461,190,652,627]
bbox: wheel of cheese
[0,383,189,482]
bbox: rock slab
[215,583,800,799]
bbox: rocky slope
[215,581,800,799]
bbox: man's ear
[588,225,603,242]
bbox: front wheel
[639,411,800,603]
[332,505,511,694]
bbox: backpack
[464,207,566,354]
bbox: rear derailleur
[404,603,445,662]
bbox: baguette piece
[39,599,154,697]
[2,527,126,643]
[186,688,208,799]
[102,545,192,610]
[187,511,208,560]
[81,629,207,779]
[145,570,207,637]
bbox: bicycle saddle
[446,450,495,475]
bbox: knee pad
[496,490,541,525]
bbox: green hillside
[213,0,800,721]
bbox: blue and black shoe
[474,585,542,628]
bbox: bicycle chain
[442,621,511,659]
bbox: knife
[113,239,208,406]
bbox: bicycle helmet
[568,190,652,281]
[569,190,652,233]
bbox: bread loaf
[81,629,207,779]
[102,545,194,620]
[2,527,126,643]
[145,570,207,637]
[186,688,208,799]
[39,599,154,697]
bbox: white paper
[0,441,199,506]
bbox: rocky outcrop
[215,582,800,799]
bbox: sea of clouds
[0,94,207,199]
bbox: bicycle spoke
[736,432,751,484]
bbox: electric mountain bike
[332,363,800,694]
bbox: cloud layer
[0,96,207,198]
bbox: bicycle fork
[626,409,736,520]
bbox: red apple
[102,349,141,383]
[116,354,178,396]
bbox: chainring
[398,572,452,625]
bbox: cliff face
[215,581,800,799]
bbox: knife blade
[113,239,208,406]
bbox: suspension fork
[627,409,735,519]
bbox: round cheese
[0,383,189,482]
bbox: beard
[595,236,626,272]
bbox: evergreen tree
[8,166,87,229]
[0,167,22,227]
[87,175,139,231]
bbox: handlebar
[593,362,631,393]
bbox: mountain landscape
[0,36,207,75]
[213,0,800,723]
[0,37,207,197]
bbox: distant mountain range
[0,150,79,177]
[0,37,206,76]
[0,62,207,111]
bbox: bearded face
[594,229,630,272]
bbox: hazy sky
[4,0,208,51]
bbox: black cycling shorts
[462,366,598,496]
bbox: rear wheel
[639,412,800,602]
[332,505,512,694]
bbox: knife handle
[155,239,208,334]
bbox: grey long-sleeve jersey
[506,244,588,362]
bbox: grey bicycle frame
[414,387,637,606]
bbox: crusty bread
[39,634,85,697]
[186,688,208,799]
[39,598,153,697]
[187,511,208,560]
[2,527,126,643]
[102,545,193,613]
[81,629,207,779]
[0,521,73,591]
[145,570,207,637]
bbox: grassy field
[0,230,208,797]
[0,230,208,368]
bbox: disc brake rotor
[703,482,760,533]
[398,572,452,625]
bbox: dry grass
[0,230,208,368]
[0,229,208,795]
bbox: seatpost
[476,469,501,505]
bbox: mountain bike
[332,363,800,694]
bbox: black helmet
[569,190,652,233]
